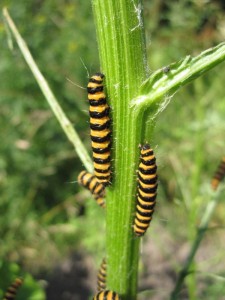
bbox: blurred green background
[0,1,225,299]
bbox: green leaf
[132,42,225,114]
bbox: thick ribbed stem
[92,1,147,299]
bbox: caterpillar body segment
[134,144,158,237]
[87,73,111,186]
[97,258,107,291]
[78,171,106,208]
[93,290,120,300]
[211,157,225,191]
[3,278,23,300]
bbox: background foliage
[0,0,225,299]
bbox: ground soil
[45,222,225,300]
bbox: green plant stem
[2,7,93,173]
[92,0,147,299]
[170,191,221,299]
[132,43,225,112]
[186,80,206,300]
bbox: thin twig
[170,190,221,299]
[2,7,93,173]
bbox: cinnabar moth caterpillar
[3,278,23,300]
[211,157,225,191]
[97,258,107,291]
[78,170,106,208]
[93,290,120,300]
[87,73,111,186]
[133,144,158,237]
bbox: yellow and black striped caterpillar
[3,277,23,300]
[133,144,158,237]
[93,290,120,300]
[211,157,225,191]
[78,170,106,208]
[97,258,107,291]
[87,73,111,186]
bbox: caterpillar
[78,170,106,208]
[97,258,107,291]
[87,73,111,186]
[133,144,158,237]
[3,277,23,300]
[211,157,225,191]
[93,290,120,300]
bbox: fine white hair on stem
[130,1,143,32]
